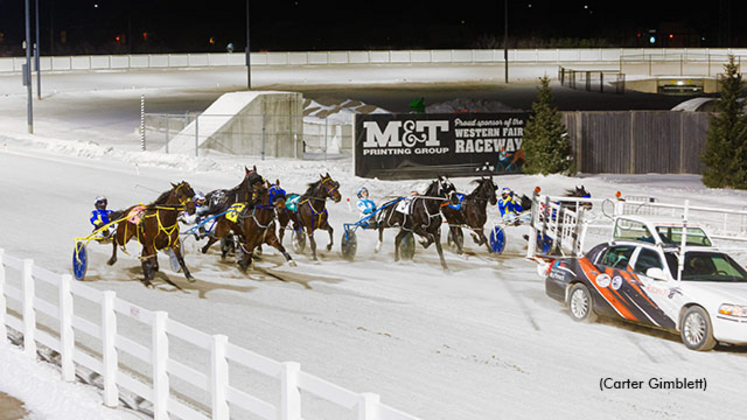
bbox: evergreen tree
[522,76,574,175]
[702,55,747,188]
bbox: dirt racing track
[2,140,747,419]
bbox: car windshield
[664,251,747,282]
[655,226,712,247]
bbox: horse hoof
[326,245,333,252]
[288,260,297,267]
[107,258,116,266]
[187,277,196,283]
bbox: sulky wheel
[489,226,507,254]
[292,229,306,253]
[72,241,88,281]
[341,228,357,262]
[400,232,416,261]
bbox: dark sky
[0,1,745,55]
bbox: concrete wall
[165,91,303,158]
[2,48,746,74]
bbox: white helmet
[356,187,368,199]
[194,191,206,202]
[94,196,108,210]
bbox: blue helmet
[357,187,369,199]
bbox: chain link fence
[141,112,352,160]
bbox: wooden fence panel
[563,111,709,174]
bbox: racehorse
[563,185,593,212]
[286,173,342,261]
[440,177,498,254]
[203,166,262,216]
[107,181,197,287]
[375,176,457,270]
[234,182,296,271]
[270,179,299,246]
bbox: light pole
[35,0,41,100]
[25,0,34,133]
[504,0,509,84]
[246,0,251,89]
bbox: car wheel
[680,306,717,351]
[568,283,597,322]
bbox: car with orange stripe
[545,217,747,351]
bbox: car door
[625,247,678,329]
[585,244,638,319]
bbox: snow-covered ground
[1,66,746,419]
[0,342,142,420]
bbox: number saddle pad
[127,205,147,224]
[226,203,246,223]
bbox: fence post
[0,249,6,344]
[324,117,328,161]
[102,291,118,407]
[600,72,604,93]
[22,259,36,358]
[195,114,200,158]
[140,94,146,151]
[358,393,380,420]
[59,274,75,382]
[152,311,169,419]
[280,362,301,420]
[211,334,229,420]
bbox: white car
[544,216,747,351]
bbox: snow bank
[0,343,141,420]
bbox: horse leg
[201,220,228,254]
[307,228,318,261]
[450,226,464,255]
[140,246,156,287]
[375,226,384,253]
[266,233,296,267]
[433,229,449,271]
[324,222,334,252]
[108,239,118,266]
[172,240,194,282]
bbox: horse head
[319,172,342,203]
[483,176,498,206]
[170,181,197,215]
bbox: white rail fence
[2,48,747,74]
[0,248,419,420]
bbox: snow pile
[0,343,141,420]
[303,97,390,125]
[426,98,520,113]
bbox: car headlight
[718,304,747,318]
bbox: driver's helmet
[501,188,512,199]
[357,187,369,199]
[193,191,206,205]
[95,196,108,211]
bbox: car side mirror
[646,267,666,281]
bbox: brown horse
[107,181,196,287]
[233,182,296,271]
[288,173,341,261]
[440,177,498,254]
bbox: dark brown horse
[441,177,498,254]
[375,176,457,270]
[287,173,342,260]
[108,181,196,286]
[233,182,295,271]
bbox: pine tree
[702,55,747,188]
[522,76,574,175]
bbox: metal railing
[559,67,625,94]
